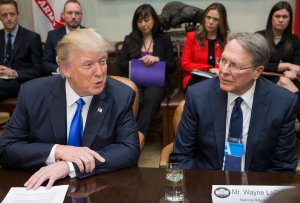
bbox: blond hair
[56,29,111,66]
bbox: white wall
[16,0,296,42]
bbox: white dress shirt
[46,79,93,177]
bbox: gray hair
[227,32,270,67]
[56,29,112,67]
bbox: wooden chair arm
[159,142,174,167]
[139,131,145,151]
[262,71,300,80]
[262,71,283,77]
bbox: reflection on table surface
[0,167,300,203]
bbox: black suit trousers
[137,86,165,137]
[0,79,20,99]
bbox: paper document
[191,70,214,79]
[0,75,16,79]
[2,185,69,203]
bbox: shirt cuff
[46,144,76,178]
[45,144,58,165]
[67,161,76,178]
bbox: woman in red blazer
[181,3,229,89]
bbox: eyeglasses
[216,57,255,72]
[81,58,107,70]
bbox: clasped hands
[24,145,105,190]
[281,63,300,80]
[0,65,16,77]
[140,55,160,66]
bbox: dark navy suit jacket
[0,76,140,178]
[0,25,43,82]
[170,77,298,172]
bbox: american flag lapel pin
[97,107,103,113]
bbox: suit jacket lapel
[211,79,228,168]
[48,77,68,144]
[82,90,109,147]
[10,26,23,62]
[0,30,5,64]
[58,27,66,41]
[245,78,270,170]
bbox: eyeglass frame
[216,57,256,72]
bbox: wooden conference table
[0,167,300,203]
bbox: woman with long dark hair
[257,1,300,93]
[257,1,300,119]
[119,4,176,138]
[181,2,229,89]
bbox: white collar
[227,81,256,108]
[65,79,93,107]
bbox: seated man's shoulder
[106,76,134,96]
[23,75,60,90]
[19,26,40,39]
[46,26,65,38]
[260,77,297,102]
[188,77,217,94]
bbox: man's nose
[220,62,231,74]
[95,63,104,75]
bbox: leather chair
[0,97,18,116]
[159,100,185,167]
[110,75,145,150]
[114,42,169,146]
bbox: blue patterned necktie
[4,33,12,66]
[68,98,85,146]
[224,97,243,171]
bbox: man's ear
[254,65,264,80]
[60,64,71,78]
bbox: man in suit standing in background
[170,32,298,172]
[0,29,140,189]
[43,0,85,75]
[0,0,43,99]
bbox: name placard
[212,185,294,203]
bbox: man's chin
[67,24,80,29]
[91,86,105,96]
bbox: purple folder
[129,59,166,87]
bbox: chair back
[110,75,139,118]
[159,99,185,167]
[115,41,123,57]
[173,100,185,133]
[110,75,144,150]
